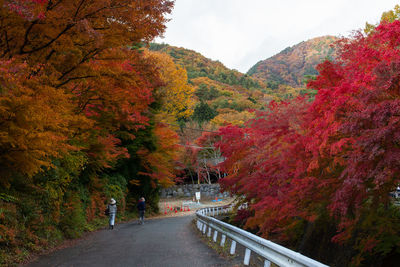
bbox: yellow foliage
[145,50,194,119]
[365,4,400,34]
[191,76,241,95]
[211,110,255,126]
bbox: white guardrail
[195,204,329,267]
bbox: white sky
[155,0,399,73]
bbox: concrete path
[26,215,238,267]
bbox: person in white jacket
[107,198,117,229]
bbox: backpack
[104,206,110,216]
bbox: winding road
[26,215,239,267]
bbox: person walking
[137,197,146,225]
[107,198,117,230]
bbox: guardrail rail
[195,204,329,267]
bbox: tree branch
[19,19,39,54]
[20,23,75,55]
[56,48,100,86]
[74,0,86,19]
[57,75,97,88]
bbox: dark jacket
[137,200,145,211]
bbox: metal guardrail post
[264,259,271,267]
[230,240,237,254]
[213,230,218,242]
[220,234,226,246]
[244,248,251,265]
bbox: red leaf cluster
[216,21,400,257]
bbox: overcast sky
[155,0,399,73]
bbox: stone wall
[160,184,230,199]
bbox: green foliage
[59,193,86,239]
[195,84,221,101]
[210,96,256,112]
[246,61,262,76]
[0,129,164,263]
[266,80,280,90]
[149,42,170,52]
[112,122,161,213]
[247,96,257,104]
[192,101,218,125]
[303,66,318,77]
[0,193,17,202]
[351,203,400,266]
[101,173,127,196]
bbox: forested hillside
[248,36,338,88]
[150,43,264,90]
[149,43,271,129]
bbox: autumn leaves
[214,21,400,264]
[0,2,199,263]
[0,1,192,187]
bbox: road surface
[26,215,239,267]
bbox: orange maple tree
[138,121,181,188]
[0,0,174,172]
[0,2,178,264]
[0,59,90,184]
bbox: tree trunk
[197,166,200,184]
[203,160,211,184]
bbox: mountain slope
[149,43,265,94]
[248,36,338,87]
[149,43,272,129]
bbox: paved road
[26,215,238,267]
